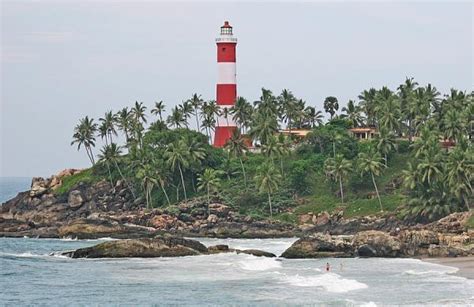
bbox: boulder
[313,211,330,226]
[209,203,230,217]
[281,234,353,258]
[352,230,402,257]
[30,177,49,197]
[62,237,207,258]
[68,190,84,208]
[207,214,218,224]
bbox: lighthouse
[213,21,237,147]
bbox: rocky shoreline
[1,174,472,260]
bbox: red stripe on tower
[213,21,237,148]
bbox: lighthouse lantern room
[213,21,237,147]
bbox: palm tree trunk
[195,109,200,132]
[384,154,388,167]
[207,186,210,216]
[114,160,136,199]
[106,162,114,190]
[239,158,247,188]
[280,158,284,176]
[86,146,95,165]
[145,183,149,209]
[178,164,187,201]
[268,191,273,219]
[371,172,383,212]
[160,183,171,206]
[339,175,344,203]
[333,142,336,158]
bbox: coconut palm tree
[197,168,223,215]
[201,115,216,143]
[324,154,352,203]
[187,93,203,131]
[248,110,279,145]
[323,96,339,119]
[71,116,97,165]
[136,163,157,209]
[278,89,297,132]
[230,96,252,133]
[164,139,190,201]
[358,88,377,127]
[167,106,186,129]
[224,129,248,187]
[445,142,473,210]
[99,111,117,145]
[151,100,165,121]
[131,101,147,124]
[180,101,194,129]
[98,143,135,198]
[255,162,281,218]
[341,100,363,128]
[376,90,400,133]
[304,106,324,128]
[442,109,464,142]
[376,128,397,166]
[357,149,385,212]
[115,107,132,143]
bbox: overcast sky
[1,1,472,177]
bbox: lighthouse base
[213,126,237,148]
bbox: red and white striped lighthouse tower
[213,21,237,147]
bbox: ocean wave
[402,268,459,276]
[238,257,282,271]
[280,272,368,293]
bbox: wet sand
[423,256,474,279]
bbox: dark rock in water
[62,236,208,258]
[207,244,231,253]
[280,234,353,258]
[237,249,276,258]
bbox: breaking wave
[280,272,368,293]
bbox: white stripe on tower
[217,63,237,85]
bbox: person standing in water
[326,262,330,272]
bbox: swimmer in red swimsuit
[326,262,330,272]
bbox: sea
[1,178,473,306]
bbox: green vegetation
[54,168,98,195]
[467,214,474,229]
[70,79,473,223]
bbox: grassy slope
[276,152,410,223]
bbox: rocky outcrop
[281,228,473,259]
[62,236,208,258]
[62,237,276,258]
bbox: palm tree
[341,100,363,128]
[376,89,400,133]
[164,139,190,201]
[357,149,385,212]
[323,96,339,119]
[131,101,147,124]
[167,106,186,129]
[99,111,117,145]
[180,101,194,129]
[115,107,132,143]
[304,106,324,128]
[442,109,464,142]
[445,142,473,210]
[201,115,216,143]
[324,154,352,203]
[151,101,165,121]
[231,97,252,133]
[278,89,297,132]
[358,88,377,127]
[136,163,157,209]
[224,129,248,187]
[248,110,279,145]
[255,162,281,218]
[71,116,97,165]
[197,168,223,215]
[376,128,397,166]
[98,143,135,198]
[187,93,203,131]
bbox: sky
[1,1,473,177]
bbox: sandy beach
[423,257,474,279]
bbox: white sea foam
[359,302,377,307]
[403,268,459,276]
[281,272,368,293]
[238,257,282,271]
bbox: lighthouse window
[222,47,226,52]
